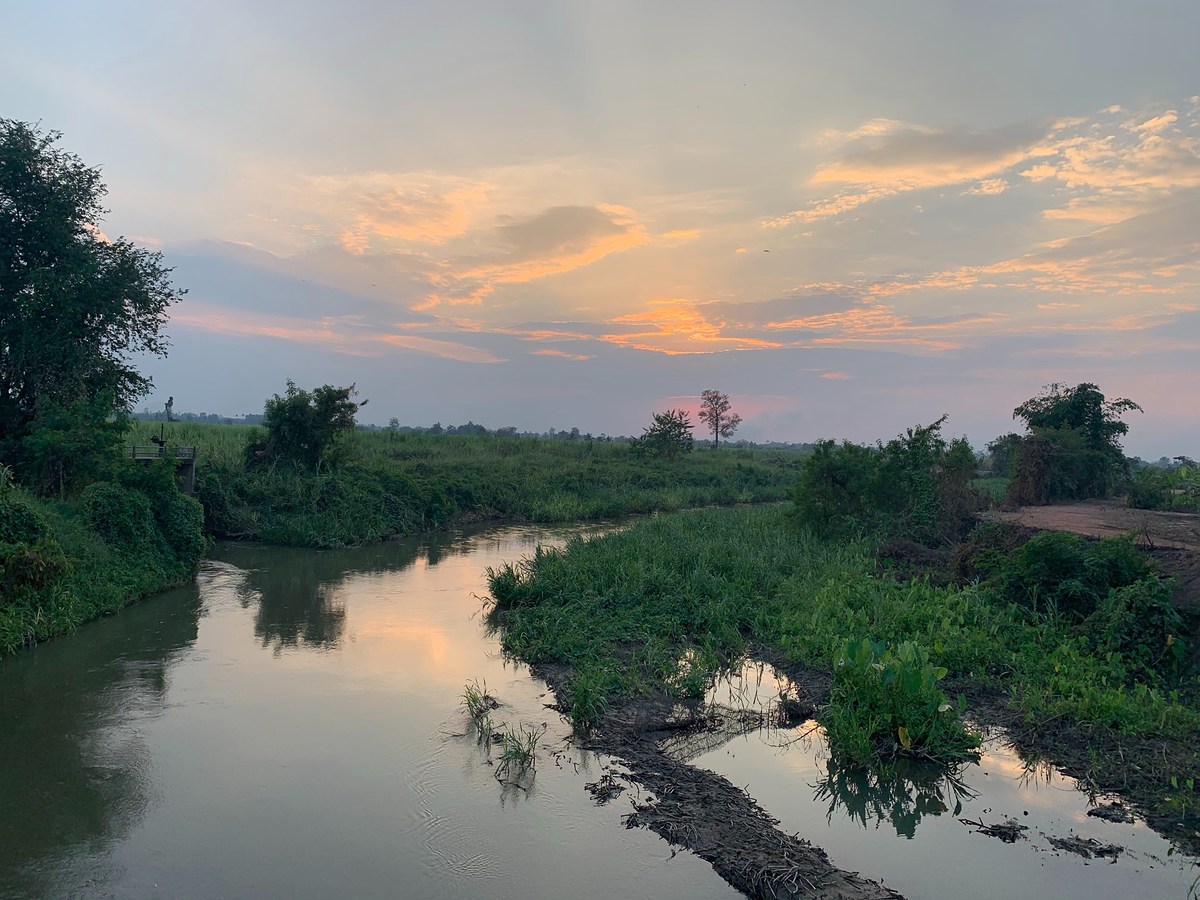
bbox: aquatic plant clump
[824,638,980,764]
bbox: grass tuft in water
[494,723,545,783]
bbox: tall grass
[137,422,804,547]
[1,466,205,654]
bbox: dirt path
[991,498,1200,551]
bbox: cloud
[600,298,784,355]
[963,178,1008,196]
[172,300,504,363]
[308,173,492,252]
[424,204,651,306]
[530,348,592,361]
[773,105,1200,229]
[820,371,852,380]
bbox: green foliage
[631,408,694,460]
[494,723,545,782]
[18,392,128,497]
[824,638,980,764]
[461,678,498,742]
[698,389,742,449]
[146,423,799,548]
[483,505,1199,769]
[253,381,362,472]
[0,120,182,488]
[1128,462,1200,512]
[990,531,1151,620]
[1085,578,1188,680]
[1,467,204,654]
[1006,383,1141,504]
[791,417,981,546]
[985,432,1023,478]
[81,481,157,548]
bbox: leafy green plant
[631,409,694,460]
[1085,577,1188,679]
[991,531,1150,620]
[790,417,981,547]
[823,638,980,764]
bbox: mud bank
[535,663,903,900]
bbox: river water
[1,524,1197,899]
[0,526,738,900]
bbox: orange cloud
[424,204,651,307]
[600,299,784,355]
[313,173,492,253]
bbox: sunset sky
[3,1,1198,455]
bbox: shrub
[1084,577,1188,680]
[0,493,49,544]
[791,418,982,547]
[991,531,1150,620]
[0,536,68,599]
[823,638,980,764]
[81,482,156,548]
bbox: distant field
[130,421,808,547]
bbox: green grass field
[129,422,806,547]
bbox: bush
[991,531,1151,620]
[791,418,982,547]
[81,482,157,548]
[1084,577,1188,679]
[823,638,980,764]
[0,492,50,544]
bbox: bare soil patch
[992,499,1200,552]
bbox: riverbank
[0,466,206,655]
[484,505,1200,854]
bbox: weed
[494,723,545,782]
[461,678,498,741]
[484,504,1200,767]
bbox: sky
[3,1,1199,457]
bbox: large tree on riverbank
[0,120,184,492]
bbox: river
[1,524,1196,899]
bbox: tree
[249,381,363,472]
[1007,383,1142,504]
[0,120,184,486]
[698,389,742,449]
[631,409,694,460]
[985,432,1023,477]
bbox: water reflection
[813,755,977,839]
[212,536,435,654]
[0,582,203,894]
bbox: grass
[461,678,498,743]
[460,679,545,784]
[1,471,205,655]
[494,723,545,783]
[485,505,1200,758]
[130,421,805,548]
